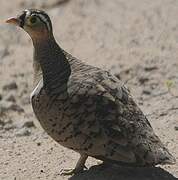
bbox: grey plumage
[7,9,176,174]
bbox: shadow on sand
[69,164,177,180]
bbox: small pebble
[0,101,24,113]
[174,126,178,131]
[4,162,8,165]
[37,142,41,146]
[4,93,16,102]
[10,104,24,113]
[142,90,151,95]
[22,120,35,128]
[144,66,158,71]
[16,152,21,156]
[3,82,18,91]
[15,128,31,137]
[4,124,15,130]
[139,77,149,84]
[16,120,35,129]
[159,112,167,116]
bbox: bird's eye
[29,16,37,24]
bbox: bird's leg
[60,154,88,176]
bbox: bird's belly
[31,93,87,150]
[31,94,138,164]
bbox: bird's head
[6,9,53,41]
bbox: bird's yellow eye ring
[29,16,37,25]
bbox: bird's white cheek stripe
[25,9,31,17]
[37,14,51,31]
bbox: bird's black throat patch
[19,11,26,28]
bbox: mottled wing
[68,69,175,166]
[67,69,137,163]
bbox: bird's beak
[5,17,20,26]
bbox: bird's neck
[32,36,71,96]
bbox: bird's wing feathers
[68,69,152,163]
[68,69,175,165]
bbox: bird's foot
[60,168,77,176]
[60,166,87,176]
[60,154,88,176]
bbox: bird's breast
[31,85,88,150]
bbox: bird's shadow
[69,164,177,180]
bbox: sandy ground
[0,0,178,179]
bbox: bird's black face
[6,9,53,38]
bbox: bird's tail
[155,147,176,165]
[133,132,176,166]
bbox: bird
[6,9,176,175]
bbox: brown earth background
[0,0,178,180]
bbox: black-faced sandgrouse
[6,9,176,174]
